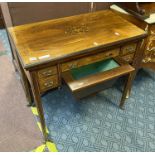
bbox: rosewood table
[8,10,147,142]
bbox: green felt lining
[71,59,120,80]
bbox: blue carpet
[1,29,155,152]
[42,69,155,152]
[0,29,12,57]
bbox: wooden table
[8,10,147,142]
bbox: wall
[1,2,112,26]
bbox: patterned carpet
[42,70,155,152]
[1,29,155,152]
[0,29,11,57]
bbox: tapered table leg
[125,71,136,99]
[125,40,146,99]
[125,90,130,99]
[119,71,135,109]
[30,71,48,142]
[16,54,33,106]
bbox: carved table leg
[30,71,48,142]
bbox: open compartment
[62,57,134,99]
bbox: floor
[1,28,155,152]
[43,71,155,152]
[0,29,43,152]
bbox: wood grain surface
[9,10,146,69]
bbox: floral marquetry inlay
[65,24,89,35]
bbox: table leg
[125,40,146,99]
[16,56,33,106]
[7,34,33,105]
[125,71,137,99]
[125,90,130,99]
[6,30,18,72]
[30,71,48,142]
[119,71,135,109]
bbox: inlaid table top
[8,10,146,69]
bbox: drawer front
[61,48,120,72]
[122,54,134,63]
[38,75,59,92]
[38,66,57,78]
[61,60,78,72]
[121,43,137,55]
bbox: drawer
[38,75,58,92]
[38,66,57,78]
[62,58,134,99]
[121,43,137,55]
[61,48,120,72]
[122,54,134,63]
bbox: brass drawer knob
[68,63,77,69]
[42,70,52,76]
[128,47,134,52]
[107,52,113,57]
[122,45,136,55]
[105,52,113,58]
[44,81,54,87]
